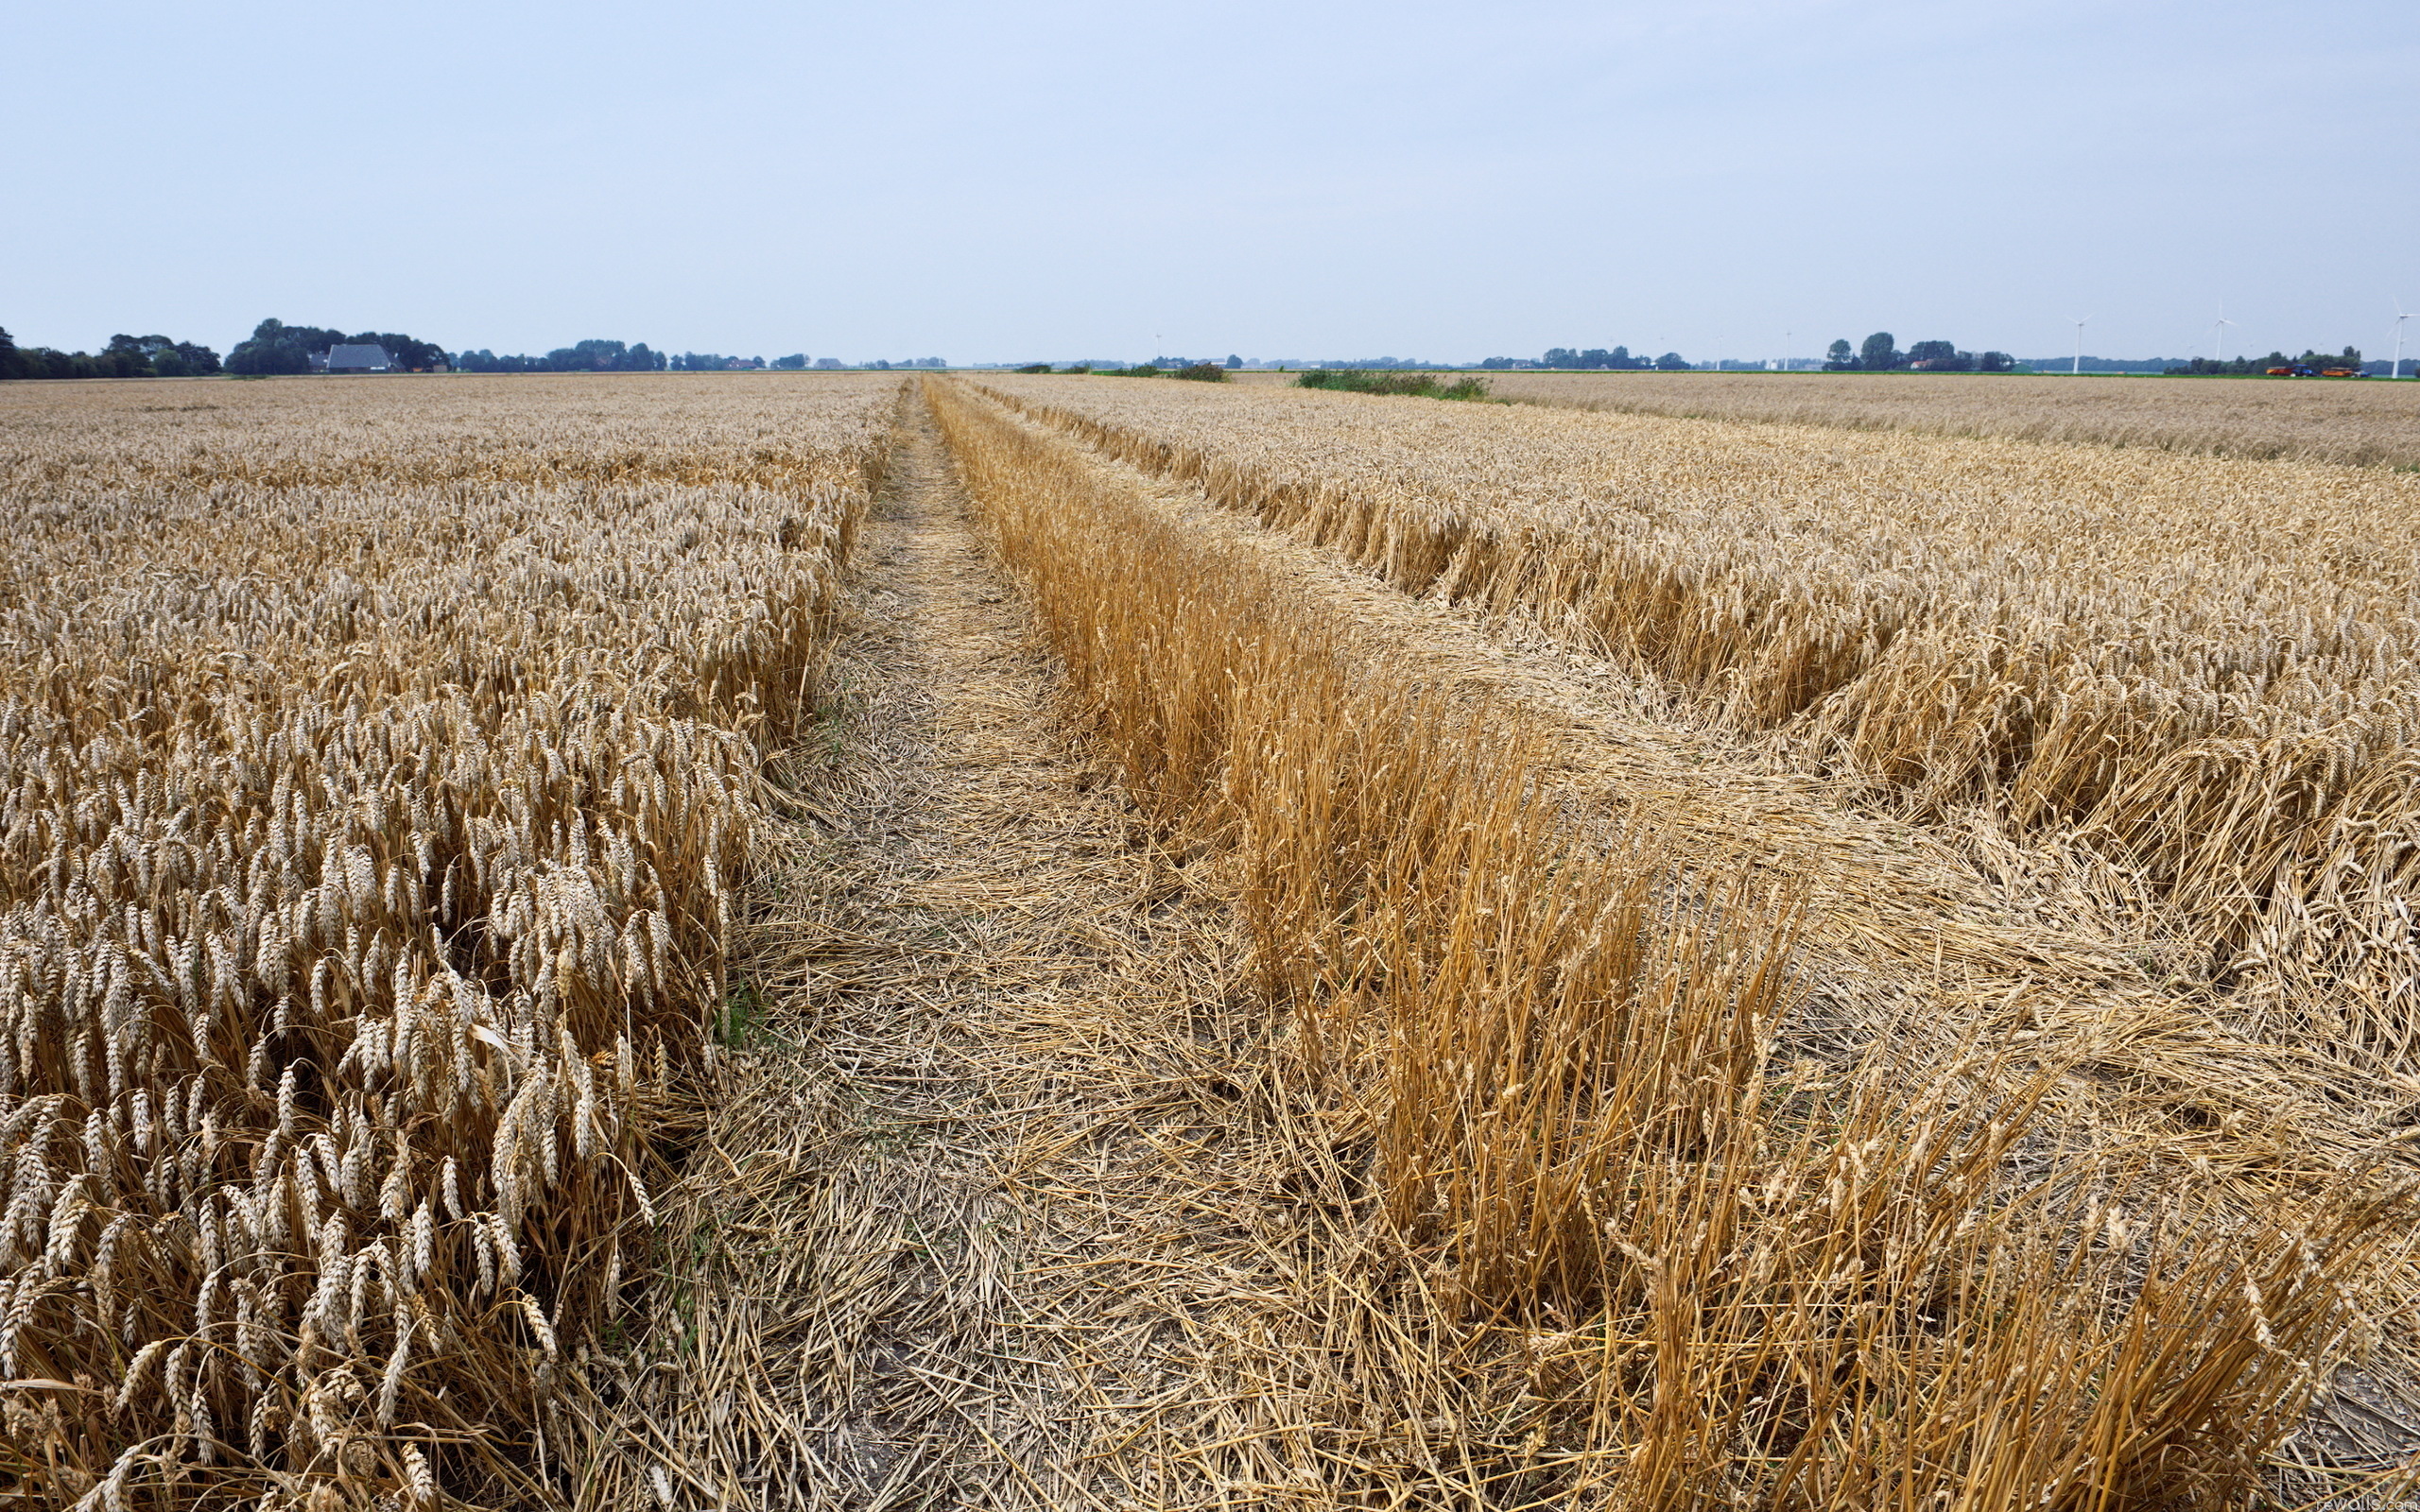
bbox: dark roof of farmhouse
[325,344,392,369]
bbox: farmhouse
[321,343,394,373]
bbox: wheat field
[0,374,902,1507]
[1231,369,2420,470]
[5,369,2415,1509]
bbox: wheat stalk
[0,372,908,1507]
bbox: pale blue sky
[6,2,2414,365]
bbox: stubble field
[5,369,2417,1511]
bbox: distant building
[323,344,394,373]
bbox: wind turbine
[2069,316,2090,375]
[2212,301,2238,364]
[2393,301,2413,378]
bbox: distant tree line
[1136,355,1243,371]
[1823,334,2014,372]
[2020,356,2178,374]
[2165,347,2363,376]
[1,327,222,379]
[1478,347,1691,370]
[452,351,550,373]
[457,338,666,372]
[765,357,944,370]
[1546,347,1652,369]
[233,322,678,375]
[221,320,447,374]
[3,317,863,381]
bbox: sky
[5,1,2416,366]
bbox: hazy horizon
[7,1,2414,368]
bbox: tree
[1225,353,1242,369]
[1904,341,1976,371]
[1859,332,1901,371]
[454,341,661,373]
[159,341,221,377]
[1538,346,1646,369]
[1979,351,2014,372]
[547,339,625,370]
[539,338,666,372]
[1824,338,1856,370]
[1653,351,1689,370]
[108,335,221,377]
[226,318,343,375]
[456,349,549,373]
[772,353,807,369]
[227,319,441,374]
[3,329,221,379]
[345,332,445,371]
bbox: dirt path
[607,397,1289,1508]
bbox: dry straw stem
[0,375,907,1508]
[928,375,2405,1509]
[1233,368,2420,472]
[977,373,2420,1092]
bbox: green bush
[1174,362,1230,383]
[1294,369,1492,401]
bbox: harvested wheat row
[0,374,906,1508]
[927,375,2401,1510]
[975,373,2420,1085]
